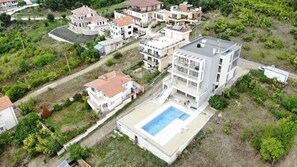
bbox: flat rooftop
[140,36,182,50]
[118,101,214,157]
[181,36,241,57]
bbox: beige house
[114,0,163,28]
[69,6,109,35]
[168,2,202,25]
[140,25,191,71]
[110,16,134,39]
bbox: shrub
[52,104,62,112]
[240,130,252,142]
[61,14,66,19]
[281,95,297,113]
[83,99,91,109]
[208,95,229,110]
[63,98,72,107]
[68,144,90,161]
[113,52,123,59]
[264,38,284,49]
[242,34,254,42]
[47,13,55,22]
[234,75,252,93]
[18,60,30,72]
[223,123,232,135]
[5,84,30,102]
[19,98,36,115]
[73,93,82,102]
[260,137,285,162]
[105,59,114,67]
[32,53,55,67]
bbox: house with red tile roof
[69,5,109,35]
[0,96,18,133]
[85,71,144,112]
[0,0,17,9]
[114,0,163,28]
[110,16,134,39]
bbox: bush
[5,84,30,102]
[63,98,72,107]
[52,104,62,112]
[264,38,284,49]
[113,52,123,59]
[223,123,232,135]
[281,95,297,113]
[47,13,55,22]
[260,137,285,162]
[234,75,252,93]
[208,95,229,110]
[68,144,90,161]
[73,93,82,102]
[19,98,36,115]
[32,53,55,67]
[240,130,252,142]
[105,59,114,67]
[18,60,30,72]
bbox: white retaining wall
[57,98,132,155]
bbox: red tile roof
[113,16,133,26]
[71,6,96,16]
[85,16,108,22]
[85,71,132,97]
[0,0,16,2]
[125,0,162,7]
[0,96,13,111]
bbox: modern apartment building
[163,36,242,108]
[139,25,191,71]
[69,6,109,35]
[85,71,144,113]
[110,16,134,39]
[168,2,202,25]
[114,0,162,28]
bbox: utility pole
[64,54,71,73]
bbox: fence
[57,98,132,155]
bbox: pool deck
[118,100,215,157]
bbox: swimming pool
[142,106,190,136]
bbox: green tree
[19,98,36,115]
[260,137,284,162]
[14,113,41,144]
[0,13,11,26]
[208,95,229,110]
[68,144,90,161]
[47,13,55,22]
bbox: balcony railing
[144,59,159,66]
[140,38,185,51]
[140,49,167,59]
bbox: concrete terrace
[140,36,183,50]
[118,100,215,157]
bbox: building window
[128,25,132,29]
[91,88,95,92]
[128,31,132,35]
[216,74,220,82]
[219,58,223,65]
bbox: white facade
[110,22,134,39]
[0,0,17,9]
[0,96,18,133]
[69,6,109,35]
[139,25,191,71]
[94,38,124,54]
[163,36,242,108]
[264,67,289,83]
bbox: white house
[94,38,124,55]
[0,0,18,9]
[69,6,109,35]
[139,25,191,71]
[114,0,163,28]
[85,71,144,113]
[110,16,134,39]
[161,36,242,107]
[263,66,289,83]
[0,96,18,133]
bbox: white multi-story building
[162,36,242,108]
[85,71,144,113]
[110,16,134,39]
[69,6,109,35]
[140,25,191,71]
[154,2,202,25]
[0,0,17,9]
[0,96,18,133]
[114,0,162,28]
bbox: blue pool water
[142,106,190,136]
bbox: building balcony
[174,61,200,71]
[144,59,159,66]
[172,69,200,82]
[140,38,185,51]
[140,49,167,59]
[172,79,200,97]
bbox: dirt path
[14,42,140,106]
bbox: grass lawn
[44,101,98,143]
[12,6,71,17]
[87,135,166,167]
[97,2,125,18]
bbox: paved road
[14,42,140,106]
[238,58,297,80]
